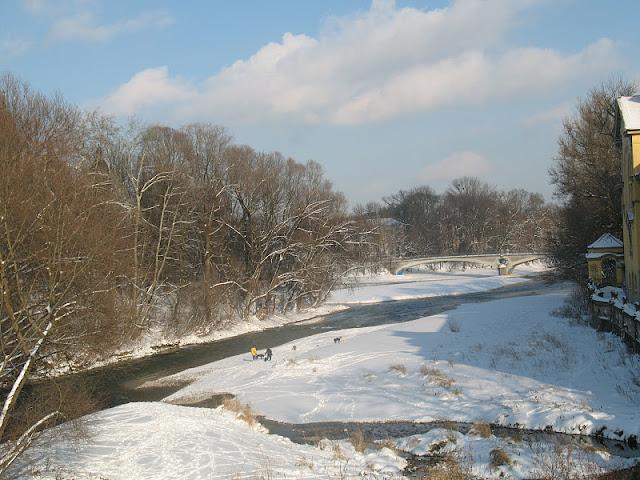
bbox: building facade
[618,95,640,300]
[586,233,624,286]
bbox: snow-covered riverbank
[21,265,640,479]
[160,287,640,439]
[79,266,536,374]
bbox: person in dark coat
[264,348,272,361]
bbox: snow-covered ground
[328,269,530,304]
[26,263,640,480]
[18,283,640,479]
[393,427,634,479]
[158,288,640,440]
[15,402,406,479]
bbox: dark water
[29,277,560,408]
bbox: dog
[333,336,342,344]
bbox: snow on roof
[587,233,623,249]
[585,252,623,260]
[618,95,640,132]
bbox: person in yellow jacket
[250,345,257,360]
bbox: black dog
[333,336,342,344]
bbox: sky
[1,0,639,206]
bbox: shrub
[422,451,474,480]
[350,429,367,454]
[222,398,257,426]
[420,365,456,388]
[490,448,511,467]
[389,364,408,375]
[533,444,603,480]
[470,422,492,438]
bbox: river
[33,277,558,408]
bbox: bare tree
[549,77,637,277]
[0,74,121,473]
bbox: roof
[587,233,623,249]
[618,95,640,132]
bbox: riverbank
[13,271,640,479]
[60,266,536,377]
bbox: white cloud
[0,38,33,59]
[420,151,490,183]
[100,0,619,125]
[49,9,174,42]
[22,0,96,15]
[102,67,194,116]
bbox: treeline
[359,177,555,258]
[549,78,636,279]
[0,73,379,463]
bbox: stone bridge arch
[390,253,548,275]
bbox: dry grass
[533,444,604,480]
[489,448,511,467]
[420,365,456,388]
[221,397,257,426]
[470,422,492,438]
[379,437,397,450]
[439,420,458,431]
[389,363,408,375]
[420,452,473,480]
[331,442,347,461]
[350,429,367,454]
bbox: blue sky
[2,0,639,206]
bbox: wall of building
[622,131,640,300]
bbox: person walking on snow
[264,348,272,361]
[250,345,257,360]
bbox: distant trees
[548,78,637,278]
[376,178,553,257]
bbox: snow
[585,252,623,259]
[24,264,636,480]
[587,233,623,250]
[159,287,640,443]
[14,402,406,479]
[393,428,635,479]
[330,267,532,304]
[618,95,640,132]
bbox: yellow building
[618,95,640,299]
[586,233,624,286]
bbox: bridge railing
[387,253,548,262]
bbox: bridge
[389,253,548,275]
